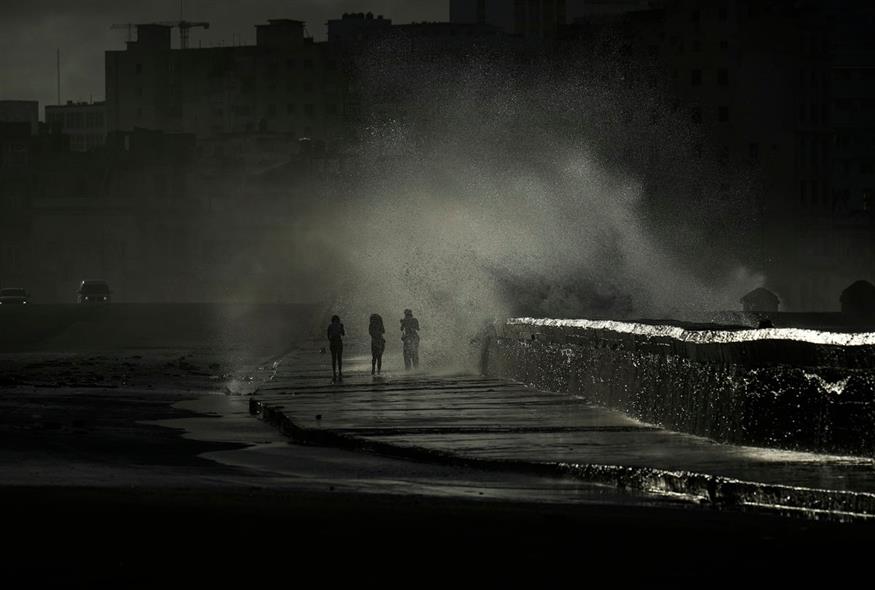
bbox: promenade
[253,346,875,520]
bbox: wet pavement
[254,347,875,519]
[2,343,875,585]
[0,347,663,507]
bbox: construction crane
[110,21,210,49]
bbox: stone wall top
[507,317,875,347]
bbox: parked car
[0,288,29,305]
[78,280,111,304]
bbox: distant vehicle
[0,288,29,305]
[78,280,112,304]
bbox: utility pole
[56,49,61,105]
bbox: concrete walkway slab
[252,349,875,519]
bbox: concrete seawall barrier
[490,319,875,457]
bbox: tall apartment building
[575,0,875,311]
[0,100,39,136]
[450,0,568,39]
[0,100,40,169]
[45,101,107,152]
[105,20,345,144]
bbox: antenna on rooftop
[56,49,61,105]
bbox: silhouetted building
[0,122,33,169]
[568,0,875,311]
[840,280,875,315]
[45,101,107,152]
[580,0,653,17]
[105,20,344,145]
[741,287,780,313]
[327,12,392,44]
[0,100,39,136]
[450,0,568,39]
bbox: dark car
[78,280,111,304]
[0,288,29,305]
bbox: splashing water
[268,45,764,367]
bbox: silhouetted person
[758,318,774,329]
[327,314,345,382]
[369,313,385,376]
[400,309,420,370]
[473,319,498,376]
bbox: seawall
[490,319,875,457]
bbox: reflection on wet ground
[4,345,875,519]
[0,347,675,508]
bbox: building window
[304,104,315,117]
[691,10,701,23]
[718,5,728,21]
[720,39,728,50]
[286,103,296,114]
[749,142,759,161]
[691,106,702,123]
[326,104,337,115]
[718,68,728,86]
[691,69,702,86]
[800,181,807,206]
[135,63,143,74]
[692,39,702,52]
[719,106,730,122]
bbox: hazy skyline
[0,0,448,115]
[0,0,612,117]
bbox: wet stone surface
[255,348,875,517]
[495,320,875,457]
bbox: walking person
[400,309,420,370]
[327,314,345,383]
[473,318,497,376]
[369,313,386,376]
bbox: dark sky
[0,0,449,116]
